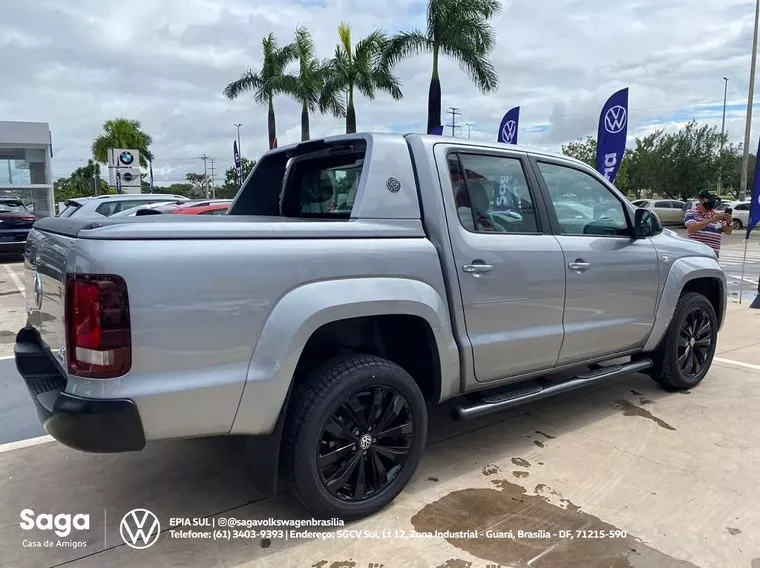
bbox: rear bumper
[14,327,145,453]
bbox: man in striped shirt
[683,190,733,256]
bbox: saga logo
[20,509,90,538]
[602,152,619,181]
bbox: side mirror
[634,208,662,239]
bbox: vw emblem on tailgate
[29,274,43,313]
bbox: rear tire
[732,218,743,230]
[283,354,427,520]
[649,292,717,390]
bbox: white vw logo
[120,509,161,549]
[604,105,627,134]
[501,120,517,143]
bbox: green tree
[223,33,295,150]
[384,0,500,133]
[91,118,153,167]
[561,136,596,168]
[280,27,345,141]
[185,172,209,198]
[53,160,112,202]
[716,142,755,199]
[323,23,402,134]
[219,157,256,198]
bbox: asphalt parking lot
[1,239,760,568]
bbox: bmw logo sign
[119,151,135,165]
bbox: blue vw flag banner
[747,136,760,238]
[430,125,444,135]
[497,107,520,144]
[233,140,242,185]
[596,88,629,183]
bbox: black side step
[452,359,652,420]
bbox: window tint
[0,201,30,214]
[199,208,228,215]
[448,153,539,234]
[280,149,364,218]
[669,201,685,208]
[58,202,82,218]
[735,203,750,211]
[537,162,629,236]
[654,201,670,208]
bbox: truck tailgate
[23,226,74,366]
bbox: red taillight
[65,274,131,378]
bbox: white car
[58,194,189,218]
[716,200,751,230]
[631,199,686,225]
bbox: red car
[134,200,231,216]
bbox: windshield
[0,201,30,215]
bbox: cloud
[1,0,758,184]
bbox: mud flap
[243,388,291,497]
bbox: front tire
[650,292,718,390]
[732,218,743,230]
[284,355,427,520]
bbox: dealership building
[0,121,54,218]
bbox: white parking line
[0,355,13,360]
[3,264,25,298]
[714,357,760,371]
[0,435,54,454]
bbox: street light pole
[466,123,473,138]
[717,77,729,193]
[739,0,759,203]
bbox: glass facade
[0,147,49,185]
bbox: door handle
[463,263,493,274]
[568,261,591,272]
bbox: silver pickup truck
[15,134,726,520]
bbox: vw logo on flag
[604,106,628,134]
[119,151,135,165]
[501,120,517,144]
[120,509,161,549]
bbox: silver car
[57,194,189,218]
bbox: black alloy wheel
[677,307,713,378]
[317,386,413,502]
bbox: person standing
[683,190,733,257]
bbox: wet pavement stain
[329,562,356,568]
[726,527,741,535]
[534,440,545,448]
[482,464,501,476]
[511,457,531,468]
[435,560,472,568]
[411,480,699,568]
[429,477,439,483]
[312,563,328,568]
[629,389,654,405]
[538,462,544,466]
[616,400,676,431]
[259,538,271,548]
[536,431,556,439]
[513,471,530,479]
[0,289,21,297]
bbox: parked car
[0,196,35,253]
[17,133,726,521]
[113,200,232,218]
[716,200,751,230]
[631,199,686,225]
[57,194,189,218]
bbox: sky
[1,0,759,185]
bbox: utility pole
[465,123,473,139]
[740,0,759,202]
[718,77,729,193]
[446,107,461,137]
[209,158,217,200]
[199,154,209,199]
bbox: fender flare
[643,256,727,352]
[229,277,459,436]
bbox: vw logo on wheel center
[120,508,161,549]
[119,151,135,166]
[603,105,627,134]
[501,120,517,143]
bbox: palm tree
[383,0,501,134]
[281,27,345,141]
[223,33,295,150]
[323,23,403,134]
[91,118,153,166]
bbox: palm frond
[382,31,432,67]
[223,70,265,102]
[441,41,499,93]
[373,67,403,101]
[338,22,352,59]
